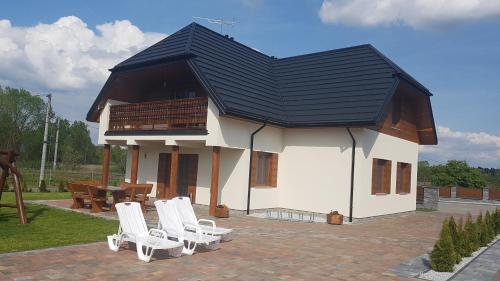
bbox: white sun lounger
[173,196,233,241]
[154,200,221,255]
[107,202,184,262]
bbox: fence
[456,187,483,200]
[489,188,500,201]
[416,186,424,204]
[439,186,451,198]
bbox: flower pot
[327,213,343,225]
[215,205,229,218]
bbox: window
[251,151,278,187]
[371,158,391,194]
[392,97,401,127]
[396,162,412,194]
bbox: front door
[156,153,198,200]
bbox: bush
[22,181,28,192]
[58,181,66,192]
[448,217,462,264]
[495,209,500,235]
[457,217,473,257]
[477,212,490,247]
[464,213,479,252]
[485,211,495,241]
[431,219,457,272]
[39,180,48,192]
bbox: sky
[0,0,499,168]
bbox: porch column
[168,145,179,199]
[101,144,110,186]
[130,145,139,184]
[209,146,221,216]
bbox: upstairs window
[396,162,412,194]
[372,158,391,194]
[251,151,278,187]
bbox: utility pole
[38,94,52,188]
[53,118,60,170]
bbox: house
[86,22,437,220]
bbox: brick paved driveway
[0,200,452,281]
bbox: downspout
[246,123,267,215]
[346,128,356,222]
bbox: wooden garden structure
[0,149,27,224]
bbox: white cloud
[0,16,166,141]
[0,16,165,92]
[319,0,500,29]
[419,126,500,168]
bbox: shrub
[448,217,462,264]
[457,217,473,257]
[430,219,457,272]
[22,181,28,192]
[485,211,495,241]
[58,181,66,192]
[39,180,48,192]
[464,213,479,252]
[495,209,500,235]
[477,212,489,247]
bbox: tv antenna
[193,17,236,34]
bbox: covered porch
[100,141,226,216]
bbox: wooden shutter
[269,153,278,187]
[403,163,411,193]
[382,160,392,194]
[250,151,257,187]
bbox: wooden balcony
[107,97,208,134]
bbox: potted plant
[215,204,229,218]
[327,211,343,225]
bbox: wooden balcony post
[130,145,139,184]
[168,146,179,199]
[102,144,110,187]
[209,146,221,216]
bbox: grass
[0,192,118,254]
[417,207,435,212]
[2,191,71,201]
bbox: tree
[464,213,479,252]
[457,217,473,257]
[477,212,489,247]
[447,217,462,264]
[430,219,457,272]
[417,161,433,183]
[429,161,487,188]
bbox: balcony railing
[108,97,208,132]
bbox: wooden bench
[67,182,91,209]
[86,185,108,213]
[120,182,153,212]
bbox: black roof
[89,22,433,128]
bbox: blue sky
[0,0,499,167]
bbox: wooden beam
[209,146,221,216]
[102,144,110,187]
[130,145,140,184]
[168,146,179,199]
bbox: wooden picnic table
[98,185,125,211]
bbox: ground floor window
[396,162,411,194]
[372,158,391,194]
[251,151,278,187]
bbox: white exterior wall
[109,97,419,218]
[352,128,419,218]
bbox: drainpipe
[346,128,356,222]
[246,123,267,215]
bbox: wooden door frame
[156,152,198,200]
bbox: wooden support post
[102,144,110,187]
[209,146,221,216]
[168,146,179,199]
[130,145,139,184]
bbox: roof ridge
[184,22,196,53]
[274,44,372,62]
[190,22,273,60]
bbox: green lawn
[0,192,118,253]
[2,191,71,201]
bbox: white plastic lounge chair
[154,200,221,255]
[173,196,233,241]
[107,202,184,262]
